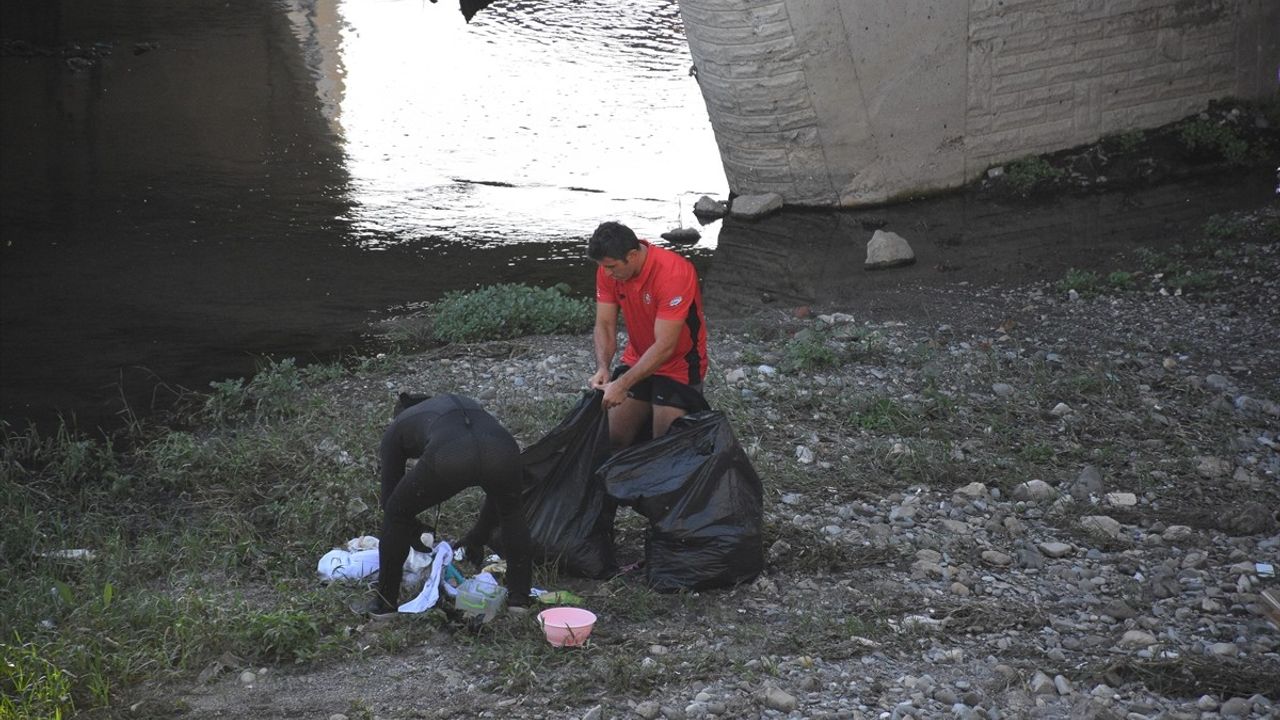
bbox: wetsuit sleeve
[653,258,698,322]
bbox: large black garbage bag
[515,391,618,579]
[600,411,764,592]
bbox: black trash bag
[513,390,618,579]
[600,411,764,592]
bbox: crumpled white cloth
[397,541,456,613]
[316,535,432,586]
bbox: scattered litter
[535,590,584,605]
[1257,562,1275,578]
[42,549,95,560]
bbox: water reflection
[328,0,725,247]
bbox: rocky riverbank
[165,203,1280,719]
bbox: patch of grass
[1178,119,1249,164]
[1202,213,1246,240]
[1056,268,1101,295]
[781,326,838,373]
[1103,129,1144,154]
[848,396,921,435]
[1106,271,1136,290]
[1,639,76,720]
[1003,156,1065,194]
[431,283,593,344]
[1163,270,1219,293]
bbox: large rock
[729,193,783,219]
[864,230,916,269]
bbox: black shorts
[611,365,709,412]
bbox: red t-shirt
[596,240,708,385]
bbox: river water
[1,0,723,431]
[1,0,1273,433]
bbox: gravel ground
[168,203,1279,720]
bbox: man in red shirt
[587,221,709,449]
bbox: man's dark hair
[587,221,641,261]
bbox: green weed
[781,327,838,373]
[1202,214,1245,240]
[0,639,75,720]
[1057,268,1101,295]
[1178,119,1248,164]
[1003,156,1065,194]
[1103,129,1144,154]
[1106,271,1136,290]
[431,283,592,343]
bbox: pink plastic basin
[537,607,597,647]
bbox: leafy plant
[1178,119,1248,164]
[1104,129,1144,154]
[1057,268,1101,295]
[1106,271,1136,290]
[1202,214,1245,240]
[1003,156,1065,194]
[781,327,838,373]
[431,283,593,343]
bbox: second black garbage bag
[600,411,764,592]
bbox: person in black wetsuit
[352,393,532,618]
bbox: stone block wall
[679,0,1279,207]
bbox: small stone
[1053,675,1073,696]
[1119,630,1157,648]
[1196,695,1220,711]
[1104,492,1137,507]
[1196,456,1232,478]
[795,445,815,464]
[1219,697,1251,717]
[1029,670,1056,695]
[1050,402,1072,416]
[956,482,988,498]
[1037,541,1073,558]
[1012,479,1056,502]
[981,550,1013,567]
[1206,642,1238,657]
[992,383,1015,397]
[761,685,797,712]
[238,670,256,684]
[1081,515,1123,540]
[581,705,603,720]
[635,701,661,720]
